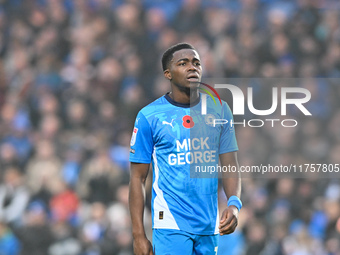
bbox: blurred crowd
[0,0,340,254]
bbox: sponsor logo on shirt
[168,137,217,165]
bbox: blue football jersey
[129,93,238,235]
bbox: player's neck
[169,85,199,104]
[169,90,199,104]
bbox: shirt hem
[152,226,217,236]
[219,148,239,155]
[129,159,151,164]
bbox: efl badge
[130,127,138,146]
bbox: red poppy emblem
[182,115,194,128]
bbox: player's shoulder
[205,93,230,109]
[138,95,169,118]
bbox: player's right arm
[129,162,153,255]
[129,111,154,254]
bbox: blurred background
[0,0,340,254]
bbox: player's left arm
[218,151,241,235]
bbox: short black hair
[161,43,196,71]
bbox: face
[164,49,202,89]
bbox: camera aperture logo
[198,82,222,107]
[199,83,312,128]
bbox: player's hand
[219,205,239,235]
[133,235,153,255]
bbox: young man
[129,43,241,255]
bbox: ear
[164,69,172,80]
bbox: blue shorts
[152,229,219,255]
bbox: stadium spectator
[0,167,29,226]
[0,220,20,255]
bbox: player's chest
[151,112,222,148]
